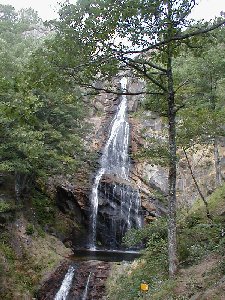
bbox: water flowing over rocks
[96,174,142,248]
[52,76,167,250]
[37,260,111,300]
[88,77,143,250]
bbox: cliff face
[130,109,225,208]
[52,76,224,249]
[85,75,224,212]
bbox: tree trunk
[167,94,178,277]
[214,138,222,186]
[209,75,222,186]
[167,7,178,274]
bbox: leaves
[0,4,91,182]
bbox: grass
[0,199,16,213]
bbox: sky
[0,0,224,21]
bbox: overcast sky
[0,0,224,21]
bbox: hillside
[106,184,225,299]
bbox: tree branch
[75,80,164,96]
[128,57,167,73]
[121,58,168,92]
[117,19,225,55]
[183,148,213,222]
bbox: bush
[106,219,169,299]
[178,223,223,265]
[26,223,35,235]
[107,185,225,299]
[0,201,11,213]
[123,218,168,248]
[32,192,55,227]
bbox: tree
[44,0,225,276]
[174,27,225,187]
[0,5,90,203]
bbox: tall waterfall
[90,77,142,249]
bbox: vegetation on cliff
[106,183,225,299]
[0,5,90,298]
[0,216,72,299]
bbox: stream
[37,249,140,300]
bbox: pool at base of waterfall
[71,248,141,262]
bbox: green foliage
[124,218,168,247]
[189,183,225,223]
[174,31,225,148]
[136,136,170,166]
[32,192,55,227]
[0,87,89,177]
[0,201,11,212]
[25,223,35,235]
[0,4,92,189]
[178,224,223,264]
[124,219,169,275]
[0,243,16,262]
[107,219,169,299]
[177,107,225,148]
[0,217,72,299]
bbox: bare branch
[121,58,168,92]
[76,81,164,96]
[117,19,225,55]
[183,148,213,222]
[124,56,167,73]
[175,79,190,93]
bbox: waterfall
[82,272,92,300]
[54,266,75,300]
[90,77,142,249]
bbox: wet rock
[37,260,111,300]
[56,186,90,248]
[96,174,143,249]
[37,261,71,300]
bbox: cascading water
[54,266,75,300]
[82,272,92,300]
[90,77,142,249]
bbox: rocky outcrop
[129,107,225,208]
[55,185,90,248]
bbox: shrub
[26,223,35,235]
[0,201,11,213]
[32,192,55,227]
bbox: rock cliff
[54,75,224,249]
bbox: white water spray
[54,266,75,300]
